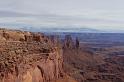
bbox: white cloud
[0,0,124,30]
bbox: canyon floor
[62,35,124,82]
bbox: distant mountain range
[21,27,103,33]
[0,23,124,33]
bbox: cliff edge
[0,28,76,82]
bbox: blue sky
[0,0,124,31]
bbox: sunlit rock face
[1,51,63,82]
[0,28,77,82]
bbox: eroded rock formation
[0,28,77,82]
[63,35,80,49]
[64,35,74,49]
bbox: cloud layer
[0,0,124,30]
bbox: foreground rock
[0,28,77,82]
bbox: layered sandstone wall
[0,28,65,82]
[0,47,63,82]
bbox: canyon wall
[0,47,63,82]
[0,28,72,82]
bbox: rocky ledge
[0,28,76,82]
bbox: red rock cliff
[0,28,73,82]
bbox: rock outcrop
[63,35,80,49]
[64,35,74,49]
[0,28,76,82]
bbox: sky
[0,0,124,31]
